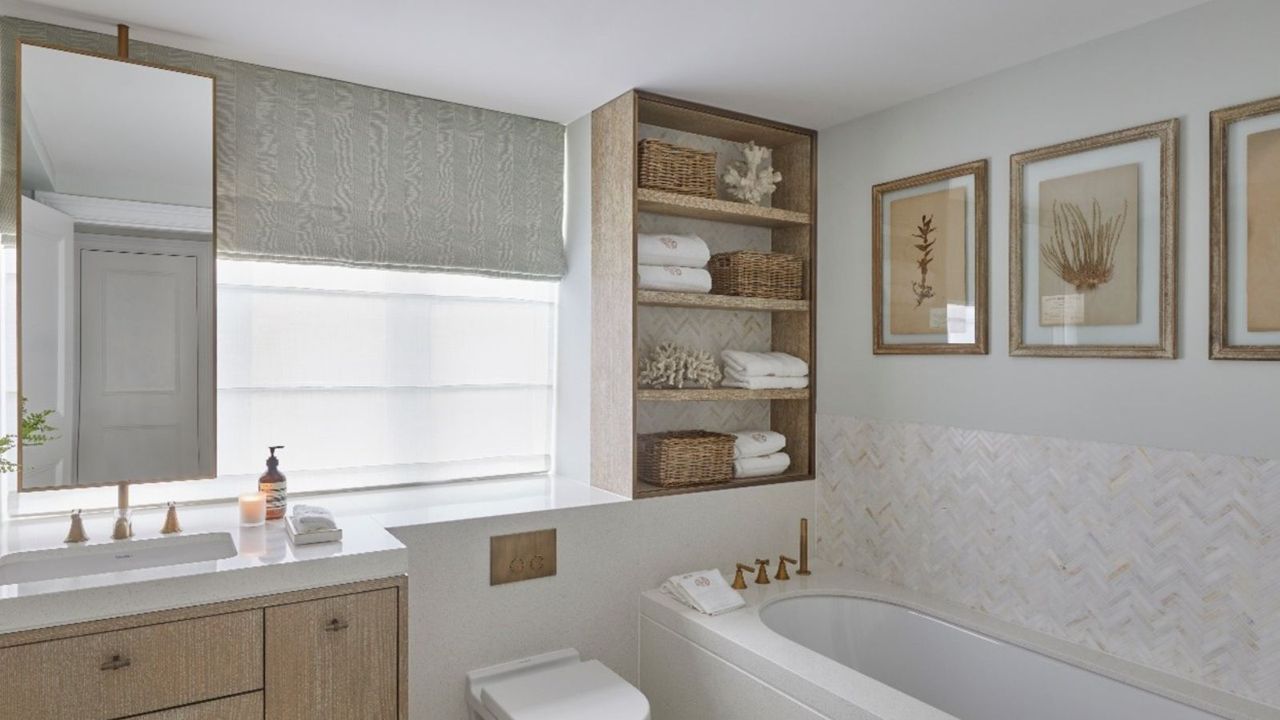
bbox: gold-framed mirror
[16,37,216,490]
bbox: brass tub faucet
[776,555,797,581]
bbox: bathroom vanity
[0,507,409,720]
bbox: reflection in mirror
[18,43,215,490]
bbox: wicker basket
[638,138,717,199]
[637,430,735,488]
[708,251,804,300]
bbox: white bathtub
[638,566,1271,720]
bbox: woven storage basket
[637,430,735,488]
[638,138,717,199]
[708,251,804,300]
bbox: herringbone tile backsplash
[816,413,1279,709]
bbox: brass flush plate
[490,529,557,585]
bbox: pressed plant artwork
[888,187,967,335]
[911,214,938,306]
[1037,164,1139,327]
[1041,199,1128,291]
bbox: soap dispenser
[259,445,287,521]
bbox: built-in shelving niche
[590,90,816,499]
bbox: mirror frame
[15,39,218,492]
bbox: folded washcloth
[661,569,746,616]
[721,350,809,378]
[638,265,712,294]
[734,452,792,479]
[731,430,787,459]
[638,233,710,268]
[722,375,809,390]
[291,504,337,533]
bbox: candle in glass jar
[239,492,267,526]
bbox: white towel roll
[721,350,809,378]
[638,265,712,294]
[722,375,809,390]
[638,233,710,268]
[734,452,791,478]
[731,430,787,459]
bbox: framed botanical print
[1009,119,1178,358]
[1210,95,1280,360]
[872,159,988,355]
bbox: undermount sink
[0,532,237,586]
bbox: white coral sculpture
[723,141,782,205]
[638,342,723,389]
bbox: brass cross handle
[776,555,797,581]
[753,558,771,585]
[732,563,753,590]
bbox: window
[216,260,556,493]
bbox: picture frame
[872,159,988,355]
[1009,119,1178,358]
[1210,94,1280,360]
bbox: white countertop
[640,563,1277,720]
[0,474,624,636]
[0,501,407,635]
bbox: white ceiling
[20,43,213,207]
[6,0,1211,129]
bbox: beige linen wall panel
[0,17,564,279]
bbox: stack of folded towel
[731,430,791,478]
[720,350,810,390]
[286,504,343,545]
[637,233,712,294]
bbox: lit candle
[239,492,267,526]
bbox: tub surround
[0,501,407,634]
[640,563,1273,720]
[815,414,1279,711]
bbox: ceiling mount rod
[116,23,129,59]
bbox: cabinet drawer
[0,610,263,720]
[130,691,263,720]
[265,588,398,720]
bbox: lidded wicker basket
[637,430,734,488]
[638,139,717,199]
[708,251,804,300]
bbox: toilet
[466,649,651,720]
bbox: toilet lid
[481,659,650,720]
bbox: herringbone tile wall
[816,413,1279,709]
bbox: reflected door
[77,248,200,485]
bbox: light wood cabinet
[0,577,406,720]
[265,588,399,720]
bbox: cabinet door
[265,588,399,720]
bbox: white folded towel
[638,265,712,294]
[291,504,337,533]
[721,350,809,378]
[731,430,787,459]
[722,375,809,390]
[734,452,792,479]
[661,569,745,616]
[638,233,710,268]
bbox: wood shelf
[637,188,810,228]
[635,472,813,499]
[636,290,808,312]
[637,387,809,402]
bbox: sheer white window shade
[216,260,555,490]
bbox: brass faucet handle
[776,555,797,581]
[753,558,771,585]
[64,510,89,544]
[732,563,753,590]
[160,502,182,534]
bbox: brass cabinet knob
[324,618,349,632]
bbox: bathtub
[638,565,1271,720]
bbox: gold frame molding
[1009,119,1179,359]
[871,159,989,355]
[14,38,219,491]
[1209,94,1280,360]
